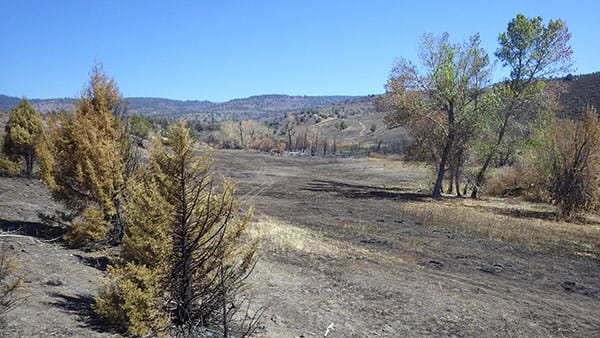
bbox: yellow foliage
[2,98,43,177]
[96,121,257,333]
[0,158,21,177]
[36,65,128,245]
[94,263,168,337]
[64,206,110,248]
[95,168,173,335]
[121,171,173,267]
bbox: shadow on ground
[465,204,600,225]
[0,218,65,241]
[72,254,111,271]
[303,179,430,201]
[49,292,124,334]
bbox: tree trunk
[446,163,455,195]
[433,136,452,198]
[286,130,293,152]
[433,102,455,199]
[471,110,512,199]
[25,148,34,178]
[471,154,492,198]
[238,121,244,148]
[176,170,193,326]
[108,197,125,245]
[455,170,462,197]
[220,256,228,337]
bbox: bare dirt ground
[2,150,600,337]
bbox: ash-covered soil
[1,151,600,337]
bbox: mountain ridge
[2,71,599,121]
[0,93,362,121]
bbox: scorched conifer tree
[37,64,130,247]
[96,122,257,337]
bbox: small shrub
[525,105,600,218]
[95,263,168,337]
[0,158,21,177]
[128,114,152,139]
[64,206,110,248]
[336,120,348,130]
[0,239,23,329]
[485,166,528,196]
[550,105,600,218]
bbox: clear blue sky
[1,0,598,102]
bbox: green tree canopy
[382,32,492,198]
[471,13,572,198]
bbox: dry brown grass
[248,215,360,257]
[484,166,526,196]
[399,197,600,259]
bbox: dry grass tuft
[484,166,526,196]
[399,198,600,258]
[248,216,346,256]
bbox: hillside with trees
[556,72,600,118]
[0,94,361,121]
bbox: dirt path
[358,120,366,137]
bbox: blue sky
[1,0,598,102]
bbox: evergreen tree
[95,172,172,336]
[96,122,257,336]
[2,98,43,178]
[37,65,130,247]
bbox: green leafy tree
[37,65,130,247]
[382,32,492,198]
[471,13,572,198]
[128,113,152,139]
[336,120,348,130]
[2,99,43,178]
[96,122,257,336]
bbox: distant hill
[556,72,600,119]
[0,94,359,121]
[1,72,599,122]
[0,96,74,114]
[126,97,216,117]
[0,95,21,111]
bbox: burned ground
[1,151,600,337]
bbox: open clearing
[2,150,600,337]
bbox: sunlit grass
[399,197,600,258]
[248,215,350,256]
